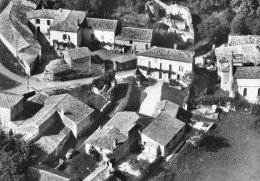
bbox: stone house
[85,112,152,162]
[115,27,153,52]
[82,18,118,44]
[63,47,92,74]
[27,9,61,38]
[215,35,260,77]
[137,46,194,84]
[0,1,42,75]
[141,100,185,157]
[220,59,260,103]
[111,53,137,71]
[49,10,86,49]
[91,55,106,76]
[0,93,24,126]
[44,58,71,81]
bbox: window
[91,34,94,40]
[258,88,260,97]
[101,35,104,40]
[169,65,172,79]
[243,88,247,97]
[177,74,180,80]
[179,66,181,71]
[145,44,149,50]
[160,63,162,70]
[148,61,151,68]
[129,40,133,44]
[36,19,40,24]
[63,34,67,40]
[47,20,51,25]
[147,61,151,76]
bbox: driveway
[138,82,163,116]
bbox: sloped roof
[142,113,185,146]
[28,93,94,126]
[152,100,180,118]
[111,53,137,63]
[45,59,70,74]
[18,52,38,65]
[0,2,41,53]
[234,66,260,79]
[142,100,184,146]
[63,47,91,61]
[0,92,23,109]
[86,17,117,30]
[26,9,61,19]
[137,47,194,63]
[116,27,153,42]
[86,126,128,151]
[50,10,85,32]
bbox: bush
[250,118,260,134]
[128,158,150,174]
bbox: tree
[231,14,247,34]
[198,16,222,39]
[0,130,39,181]
[181,71,194,85]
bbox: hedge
[189,95,260,116]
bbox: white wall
[115,39,150,52]
[141,134,165,156]
[29,18,54,35]
[83,28,115,44]
[236,79,260,103]
[50,30,79,47]
[138,56,192,81]
[0,108,11,127]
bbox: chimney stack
[229,52,235,98]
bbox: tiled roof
[0,2,41,53]
[29,94,94,125]
[18,52,38,65]
[137,47,194,63]
[86,111,152,150]
[142,100,184,146]
[152,100,180,118]
[50,10,85,32]
[63,47,91,61]
[116,27,153,42]
[111,53,137,63]
[86,17,117,30]
[45,59,70,74]
[142,113,185,146]
[0,92,23,109]
[85,126,128,151]
[26,9,61,19]
[35,123,71,155]
[234,66,260,79]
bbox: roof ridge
[123,27,153,30]
[4,93,11,108]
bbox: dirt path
[138,82,163,116]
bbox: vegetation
[0,130,40,181]
[92,69,116,90]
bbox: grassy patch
[160,82,185,106]
[0,73,20,90]
[150,111,260,181]
[0,39,25,75]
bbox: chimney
[77,19,80,26]
[174,44,177,49]
[229,52,235,98]
[114,139,118,147]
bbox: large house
[82,17,118,44]
[137,46,194,83]
[0,1,42,75]
[115,27,153,52]
[85,112,152,162]
[141,100,186,157]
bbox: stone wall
[91,63,105,76]
[228,35,260,46]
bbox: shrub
[250,118,260,134]
[128,158,150,174]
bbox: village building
[146,0,194,42]
[49,10,86,49]
[63,47,92,74]
[0,1,42,75]
[115,27,153,52]
[82,18,118,44]
[0,92,24,126]
[111,53,137,71]
[44,58,71,81]
[85,112,152,162]
[141,100,186,157]
[220,63,260,103]
[215,35,260,76]
[137,46,194,83]
[91,55,106,76]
